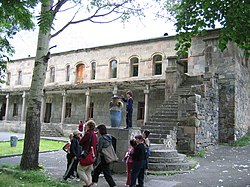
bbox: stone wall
[188,30,250,143]
[2,37,177,91]
[165,61,186,100]
[177,74,219,154]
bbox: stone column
[144,85,150,124]
[5,93,9,121]
[61,91,67,124]
[21,91,26,121]
[113,85,118,95]
[40,93,45,123]
[85,88,91,120]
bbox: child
[62,133,73,179]
[130,135,146,187]
[123,139,136,186]
[143,130,151,170]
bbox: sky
[10,2,176,60]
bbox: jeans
[92,156,116,187]
[130,160,146,187]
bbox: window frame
[66,65,70,82]
[130,57,139,77]
[110,59,118,78]
[6,72,11,85]
[76,63,85,83]
[153,54,163,75]
[91,62,96,80]
[50,66,55,83]
[17,71,22,85]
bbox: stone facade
[0,29,249,157]
[0,36,175,133]
[188,30,250,143]
[177,73,219,153]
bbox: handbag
[80,133,96,166]
[80,148,95,166]
[102,144,119,164]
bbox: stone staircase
[142,76,202,172]
[41,123,64,137]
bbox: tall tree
[159,0,250,57]
[0,0,38,83]
[20,0,147,170]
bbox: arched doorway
[76,64,85,83]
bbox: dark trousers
[63,157,78,180]
[92,156,116,187]
[126,110,133,128]
[130,160,146,187]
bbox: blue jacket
[123,97,133,111]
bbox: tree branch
[52,0,68,16]
[51,1,132,38]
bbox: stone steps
[148,161,194,171]
[142,76,201,172]
[149,154,186,163]
[41,123,64,137]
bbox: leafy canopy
[0,0,38,82]
[161,0,250,58]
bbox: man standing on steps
[122,91,133,129]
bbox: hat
[73,130,81,136]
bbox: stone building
[0,36,177,135]
[0,29,249,156]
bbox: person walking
[63,131,81,180]
[92,124,117,187]
[122,91,133,129]
[77,120,98,187]
[130,135,146,187]
[63,133,73,179]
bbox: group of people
[63,120,117,187]
[62,90,151,187]
[63,120,151,187]
[123,130,151,187]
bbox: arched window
[110,60,117,78]
[153,55,162,75]
[91,62,96,80]
[76,64,85,83]
[66,65,70,82]
[17,71,22,85]
[50,67,55,83]
[6,72,11,85]
[130,57,139,77]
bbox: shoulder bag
[102,144,119,164]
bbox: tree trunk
[20,0,54,170]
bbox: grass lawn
[0,165,70,187]
[0,139,65,157]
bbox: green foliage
[0,139,65,157]
[0,165,70,186]
[0,0,39,81]
[233,134,250,147]
[161,0,250,58]
[195,149,206,158]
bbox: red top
[78,122,83,132]
[79,130,98,156]
[126,147,134,164]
